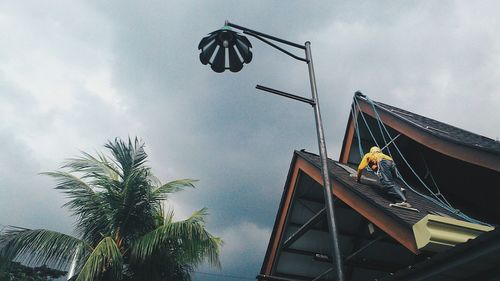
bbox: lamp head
[198,27,252,73]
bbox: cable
[352,94,491,226]
[362,95,461,210]
[364,94,491,225]
[417,147,453,207]
[350,103,364,157]
[353,98,380,148]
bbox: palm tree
[0,137,222,281]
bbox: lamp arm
[243,31,308,62]
[225,21,308,62]
[226,21,305,49]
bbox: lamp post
[198,21,344,281]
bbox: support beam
[274,272,316,281]
[346,217,371,280]
[312,268,334,281]
[282,247,324,259]
[282,248,405,272]
[346,258,404,273]
[296,198,322,216]
[287,222,400,245]
[345,236,383,262]
[282,208,326,249]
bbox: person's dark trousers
[378,160,407,202]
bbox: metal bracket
[256,85,315,106]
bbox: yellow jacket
[357,152,393,174]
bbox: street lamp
[198,21,345,281]
[198,27,253,73]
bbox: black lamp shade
[198,29,252,73]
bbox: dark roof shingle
[297,150,463,226]
[374,101,500,155]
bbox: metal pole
[305,41,345,281]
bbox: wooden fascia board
[262,156,418,274]
[261,152,302,275]
[356,99,500,172]
[339,107,355,164]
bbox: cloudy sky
[1,1,499,280]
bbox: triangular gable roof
[340,94,500,223]
[259,150,491,281]
[340,94,500,172]
[259,95,498,281]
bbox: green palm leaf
[105,137,148,178]
[42,171,113,244]
[0,227,89,270]
[76,237,123,281]
[63,152,121,182]
[1,137,222,280]
[130,208,222,268]
[151,179,198,201]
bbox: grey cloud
[1,1,499,280]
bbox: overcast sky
[1,1,499,280]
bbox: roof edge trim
[412,214,494,252]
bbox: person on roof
[357,146,411,208]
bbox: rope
[417,148,453,207]
[353,97,380,148]
[350,103,364,158]
[352,94,491,226]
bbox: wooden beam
[282,208,326,249]
[282,247,405,273]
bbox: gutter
[412,214,494,252]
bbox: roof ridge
[376,101,497,141]
[368,100,500,155]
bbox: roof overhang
[340,97,500,172]
[381,227,500,281]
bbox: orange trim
[340,113,356,164]
[357,100,500,172]
[263,158,302,274]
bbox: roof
[258,150,492,281]
[340,94,500,172]
[340,94,500,223]
[297,150,461,226]
[259,95,499,280]
[374,101,500,156]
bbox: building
[257,93,500,281]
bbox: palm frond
[163,207,175,225]
[130,208,222,268]
[108,168,157,243]
[105,137,148,178]
[63,152,121,181]
[0,227,89,270]
[76,237,123,281]
[42,171,113,243]
[42,171,94,194]
[151,179,198,201]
